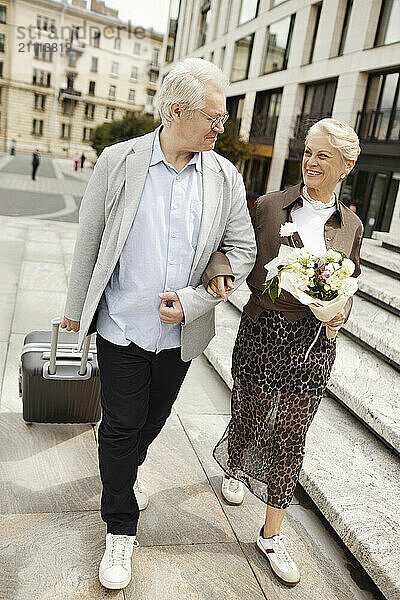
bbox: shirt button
[169,260,175,265]
[171,233,176,238]
[176,175,180,180]
[172,204,177,209]
[166,287,171,291]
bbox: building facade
[0,0,163,159]
[161,0,400,238]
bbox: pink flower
[318,270,331,282]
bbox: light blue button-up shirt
[96,127,203,352]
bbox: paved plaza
[0,156,387,599]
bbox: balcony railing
[249,115,279,145]
[59,88,82,100]
[148,61,160,73]
[356,109,400,142]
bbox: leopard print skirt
[213,308,337,509]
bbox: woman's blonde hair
[157,57,229,126]
[305,118,361,164]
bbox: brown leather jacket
[203,183,364,323]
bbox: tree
[214,122,250,165]
[91,113,160,156]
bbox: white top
[291,191,336,257]
[96,126,203,352]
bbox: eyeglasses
[198,109,229,130]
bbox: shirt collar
[282,183,343,224]
[150,125,202,173]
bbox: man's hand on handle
[206,276,235,302]
[60,316,80,332]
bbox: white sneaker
[99,533,138,589]
[134,476,149,510]
[256,527,300,586]
[221,474,244,505]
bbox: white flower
[325,263,335,273]
[306,268,315,277]
[280,222,298,237]
[332,262,340,271]
[341,258,355,276]
[293,273,310,291]
[340,278,358,296]
[325,249,342,263]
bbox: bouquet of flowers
[263,222,359,356]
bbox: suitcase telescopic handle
[49,317,92,376]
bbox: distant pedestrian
[10,139,16,156]
[32,149,40,180]
[80,153,86,170]
[73,155,80,172]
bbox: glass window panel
[263,15,292,74]
[231,34,254,82]
[338,0,353,55]
[375,0,400,46]
[365,173,387,237]
[381,173,400,231]
[377,73,398,139]
[238,0,259,25]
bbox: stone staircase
[202,235,400,600]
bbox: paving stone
[12,290,67,335]
[23,240,63,263]
[180,415,383,600]
[126,542,266,600]
[19,261,67,292]
[0,511,123,600]
[0,292,16,342]
[136,412,235,547]
[0,333,25,413]
[0,259,21,293]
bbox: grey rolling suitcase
[19,317,101,424]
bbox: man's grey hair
[157,58,229,126]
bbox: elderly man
[61,57,256,590]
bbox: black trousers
[32,163,39,180]
[96,333,191,535]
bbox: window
[68,51,77,67]
[111,61,119,76]
[92,30,100,48]
[146,90,155,111]
[375,0,400,46]
[37,15,56,33]
[84,103,95,119]
[71,25,79,43]
[149,70,157,83]
[32,119,44,136]
[61,123,71,139]
[250,88,282,143]
[33,69,51,87]
[130,66,138,80]
[226,95,245,135]
[91,57,98,72]
[0,34,4,53]
[66,72,75,89]
[133,42,140,56]
[302,79,337,118]
[357,70,400,142]
[105,107,115,121]
[114,37,121,50]
[165,0,181,63]
[198,1,211,47]
[88,80,96,95]
[231,34,254,82]
[220,46,226,68]
[0,87,2,103]
[151,48,159,66]
[238,0,260,26]
[0,62,3,77]
[34,42,53,61]
[34,93,46,110]
[62,98,75,115]
[128,89,135,103]
[263,14,295,74]
[83,127,93,141]
[308,2,322,63]
[0,6,6,23]
[272,0,288,6]
[109,85,116,99]
[338,0,353,56]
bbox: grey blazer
[64,128,256,361]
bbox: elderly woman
[204,119,364,587]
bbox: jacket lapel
[190,151,223,277]
[115,131,156,256]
